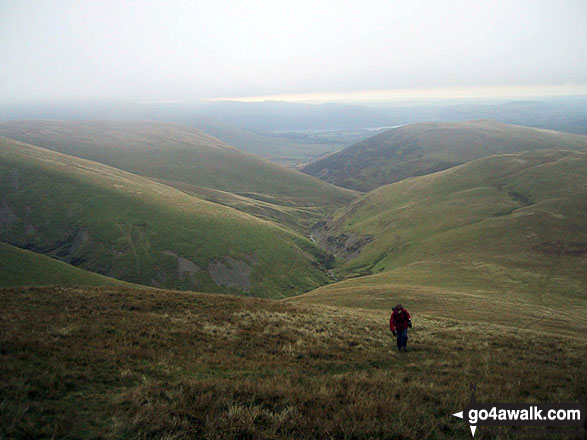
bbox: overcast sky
[1,0,586,103]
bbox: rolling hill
[0,137,333,297]
[301,120,587,191]
[0,120,357,230]
[298,150,587,331]
[1,130,585,440]
[0,242,133,288]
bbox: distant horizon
[3,86,587,108]
[205,84,587,105]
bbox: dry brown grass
[1,286,585,439]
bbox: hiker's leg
[396,333,402,350]
[399,329,408,349]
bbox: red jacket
[390,309,411,332]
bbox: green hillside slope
[0,137,332,297]
[2,286,584,439]
[299,151,587,328]
[301,120,587,191]
[0,242,132,288]
[0,120,356,209]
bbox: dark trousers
[396,328,408,349]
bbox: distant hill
[301,120,587,191]
[0,120,356,209]
[184,116,345,167]
[0,137,332,297]
[0,242,133,288]
[298,150,587,327]
[191,100,398,131]
[448,99,587,135]
[2,97,586,134]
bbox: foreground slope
[0,242,132,288]
[301,151,587,329]
[301,120,587,191]
[0,120,356,211]
[0,137,331,297]
[1,286,584,439]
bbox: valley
[0,136,334,297]
[2,2,586,438]
[1,118,585,440]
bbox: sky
[1,0,586,103]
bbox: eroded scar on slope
[208,256,255,291]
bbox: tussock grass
[1,286,585,439]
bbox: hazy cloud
[1,0,585,102]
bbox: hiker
[390,304,412,352]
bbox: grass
[0,137,333,297]
[1,286,585,439]
[1,121,585,439]
[289,274,587,337]
[0,120,357,214]
[310,151,586,314]
[301,120,587,191]
[0,242,134,288]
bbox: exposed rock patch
[208,257,254,291]
[163,251,201,286]
[311,221,373,261]
[324,232,373,261]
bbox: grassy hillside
[302,151,587,329]
[0,120,356,210]
[0,137,332,297]
[1,286,584,439]
[301,120,587,191]
[0,242,133,288]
